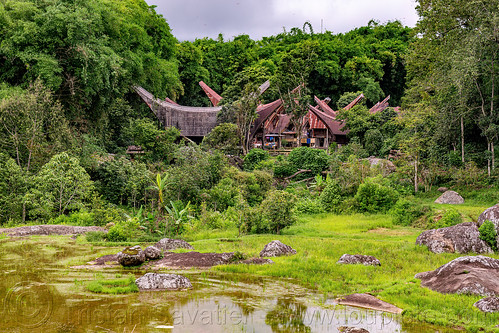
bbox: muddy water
[0,237,461,333]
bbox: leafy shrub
[49,209,94,226]
[319,180,343,212]
[85,231,107,242]
[106,217,140,242]
[295,198,325,215]
[94,157,150,207]
[166,146,225,204]
[206,178,241,211]
[244,149,270,171]
[254,190,297,234]
[273,157,296,178]
[364,129,383,156]
[434,209,462,229]
[288,147,330,176]
[479,220,497,251]
[202,123,240,155]
[354,177,399,213]
[390,199,431,226]
[226,168,272,206]
[25,153,95,219]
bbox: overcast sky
[145,0,419,41]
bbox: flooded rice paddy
[0,236,462,332]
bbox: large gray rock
[416,256,499,296]
[154,238,194,251]
[135,273,192,290]
[337,254,381,266]
[477,204,499,244]
[474,296,499,312]
[144,246,162,260]
[117,245,146,267]
[364,157,396,174]
[416,222,493,254]
[434,190,464,204]
[259,240,296,257]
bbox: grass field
[186,205,499,332]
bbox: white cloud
[146,0,419,40]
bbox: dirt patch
[337,293,403,314]
[145,251,235,269]
[367,228,413,236]
[0,225,107,237]
[91,254,119,265]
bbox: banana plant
[165,201,193,236]
[147,173,168,214]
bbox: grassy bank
[186,209,499,332]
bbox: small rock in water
[144,246,162,260]
[337,254,381,266]
[434,190,464,204]
[154,238,194,251]
[259,240,296,257]
[474,296,499,312]
[136,273,192,290]
[117,245,146,267]
[338,327,370,333]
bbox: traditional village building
[134,82,393,149]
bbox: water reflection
[0,238,464,333]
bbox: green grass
[86,274,139,294]
[187,212,499,332]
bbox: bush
[106,217,140,242]
[319,180,343,212]
[255,190,297,234]
[390,199,430,226]
[85,231,107,242]
[354,177,399,213]
[273,157,296,178]
[49,209,94,226]
[479,220,497,251]
[94,157,150,207]
[288,147,330,176]
[226,168,272,206]
[206,178,241,211]
[295,198,325,215]
[434,209,462,229]
[244,149,270,171]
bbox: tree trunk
[461,116,465,163]
[414,156,419,193]
[492,141,495,171]
[487,142,491,177]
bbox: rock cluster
[336,254,381,266]
[416,222,492,254]
[415,256,499,296]
[154,238,194,251]
[434,190,464,204]
[259,240,297,257]
[135,273,192,290]
[117,245,146,267]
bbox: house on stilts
[134,81,394,150]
